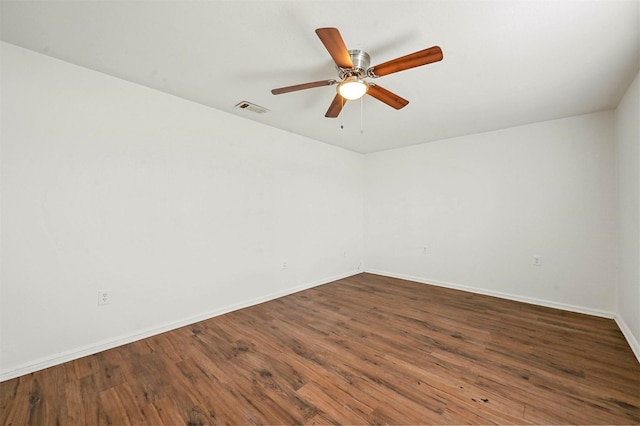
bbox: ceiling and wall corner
[0,0,638,153]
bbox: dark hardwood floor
[2,273,639,425]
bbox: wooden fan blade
[367,84,409,110]
[325,93,346,118]
[316,28,354,69]
[370,46,443,77]
[271,79,336,95]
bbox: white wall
[365,112,618,315]
[0,43,364,380]
[1,41,636,381]
[615,71,640,357]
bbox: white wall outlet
[98,289,111,305]
[282,260,287,269]
[533,255,542,267]
[423,246,428,255]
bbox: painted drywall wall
[615,71,640,356]
[365,112,617,315]
[0,43,364,379]
[0,40,635,380]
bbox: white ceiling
[1,0,638,153]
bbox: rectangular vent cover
[235,101,269,114]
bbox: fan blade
[367,84,409,110]
[325,93,346,118]
[316,28,354,69]
[369,46,443,77]
[271,79,336,95]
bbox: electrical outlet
[423,246,427,255]
[98,290,111,305]
[533,255,542,267]
[282,260,288,269]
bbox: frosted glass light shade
[338,77,368,100]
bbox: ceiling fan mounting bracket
[366,68,380,79]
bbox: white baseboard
[365,269,640,363]
[615,315,640,363]
[0,270,361,382]
[5,269,635,382]
[364,269,616,319]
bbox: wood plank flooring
[2,273,639,425]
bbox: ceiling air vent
[235,101,269,114]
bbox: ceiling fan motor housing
[338,50,371,79]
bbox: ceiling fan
[271,27,443,118]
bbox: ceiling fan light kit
[338,77,368,100]
[271,27,443,118]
